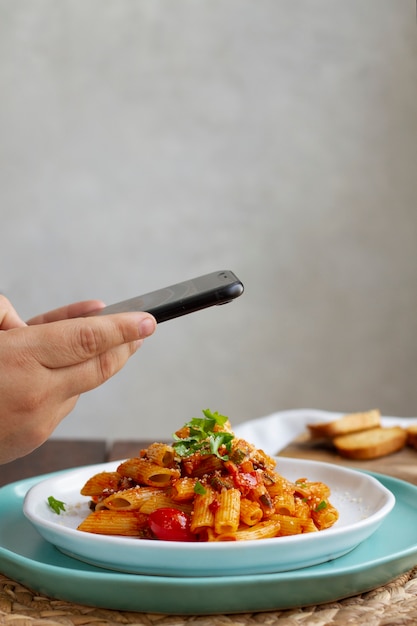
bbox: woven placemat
[2,567,417,626]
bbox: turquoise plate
[1,470,417,615]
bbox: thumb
[26,313,157,369]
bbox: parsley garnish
[47,495,66,515]
[194,481,207,495]
[173,409,234,460]
[315,500,328,512]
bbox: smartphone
[90,270,244,323]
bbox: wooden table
[279,431,417,486]
[1,438,417,626]
[0,438,150,487]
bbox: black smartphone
[91,270,244,323]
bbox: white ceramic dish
[23,457,395,577]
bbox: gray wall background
[1,0,416,442]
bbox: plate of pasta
[23,410,395,577]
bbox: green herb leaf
[315,500,328,512]
[47,495,66,515]
[194,481,207,495]
[173,409,234,460]
[295,480,307,488]
[209,432,234,458]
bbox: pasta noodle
[77,510,148,536]
[190,486,216,533]
[214,488,241,534]
[77,409,339,542]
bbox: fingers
[0,295,27,330]
[27,300,106,325]
[59,339,144,397]
[30,312,157,369]
[47,313,156,398]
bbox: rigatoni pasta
[77,409,339,542]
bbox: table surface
[0,439,151,487]
[1,437,417,626]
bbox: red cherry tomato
[148,507,195,542]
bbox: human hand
[0,296,156,463]
[26,299,106,325]
[0,294,27,330]
[0,296,105,330]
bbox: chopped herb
[210,475,234,491]
[295,480,307,488]
[194,481,207,495]
[47,495,66,515]
[229,447,247,465]
[315,500,328,512]
[173,409,234,460]
[209,431,234,458]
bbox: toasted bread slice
[307,409,381,439]
[406,424,417,450]
[333,426,407,460]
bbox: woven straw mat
[1,567,417,626]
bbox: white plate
[23,457,394,577]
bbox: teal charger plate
[1,470,417,615]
